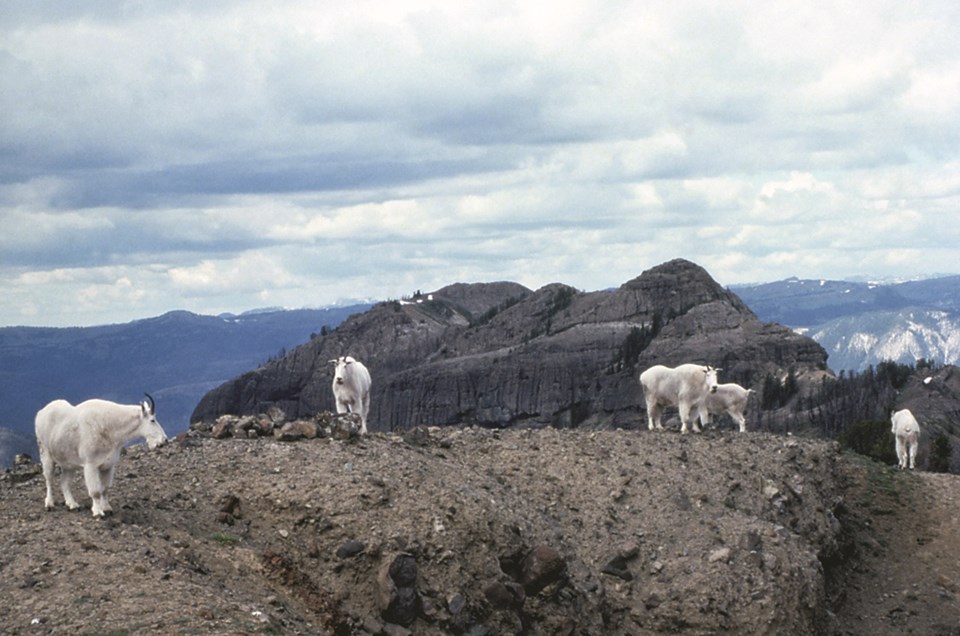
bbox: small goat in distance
[891,408,921,470]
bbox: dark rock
[217,494,241,525]
[447,593,466,615]
[483,580,525,609]
[644,592,663,609]
[378,553,420,627]
[389,553,418,587]
[742,530,763,552]
[218,494,240,515]
[520,544,566,594]
[601,554,633,581]
[336,540,365,559]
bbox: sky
[1,1,958,327]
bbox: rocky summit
[192,259,829,431]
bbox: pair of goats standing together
[33,357,373,517]
[640,363,752,434]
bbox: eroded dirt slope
[1,427,957,635]
[832,459,960,636]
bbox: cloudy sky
[2,1,958,327]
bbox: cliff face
[192,259,829,430]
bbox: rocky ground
[1,420,958,635]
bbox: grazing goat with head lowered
[35,394,167,517]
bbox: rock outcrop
[192,259,829,431]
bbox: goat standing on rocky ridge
[640,364,719,434]
[701,382,753,433]
[331,356,372,434]
[35,394,168,517]
[891,408,921,470]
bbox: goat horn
[144,392,156,414]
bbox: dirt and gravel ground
[831,460,960,635]
[1,424,958,635]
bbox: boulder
[378,553,421,627]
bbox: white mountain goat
[891,408,921,470]
[331,356,372,434]
[701,383,753,433]
[640,364,720,434]
[35,394,168,517]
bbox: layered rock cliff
[192,259,829,431]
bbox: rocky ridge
[5,411,959,635]
[3,423,849,635]
[192,259,830,431]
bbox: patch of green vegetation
[760,369,799,410]
[928,432,953,473]
[846,452,915,514]
[470,295,523,327]
[838,419,897,466]
[609,317,663,373]
[211,531,241,545]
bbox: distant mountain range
[733,275,960,372]
[0,305,370,465]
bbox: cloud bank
[2,0,958,326]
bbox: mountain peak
[192,260,825,430]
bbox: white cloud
[899,64,960,121]
[1,0,958,325]
[168,254,296,297]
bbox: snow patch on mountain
[813,309,960,372]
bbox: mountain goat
[891,408,921,470]
[640,364,720,434]
[331,356,372,434]
[35,394,168,517]
[701,383,753,433]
